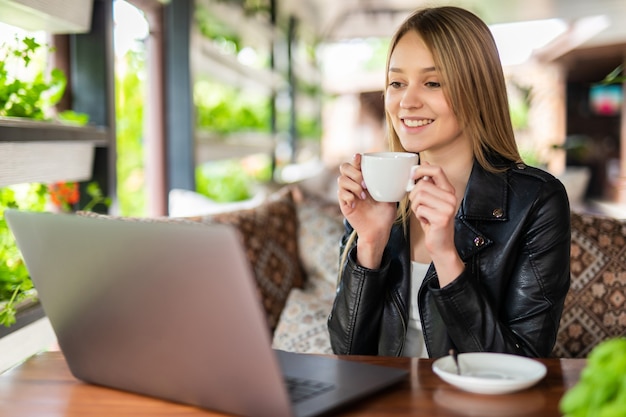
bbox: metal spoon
[449,349,461,375]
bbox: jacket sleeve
[428,177,571,357]
[327,221,390,355]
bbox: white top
[402,261,429,358]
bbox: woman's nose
[400,85,423,109]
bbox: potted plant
[0,35,98,332]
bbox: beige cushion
[553,210,626,358]
[271,277,335,354]
[272,190,343,354]
[294,191,344,285]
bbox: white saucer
[432,352,547,395]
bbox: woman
[328,6,571,358]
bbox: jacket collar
[460,158,509,221]
[454,158,511,261]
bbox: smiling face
[385,30,470,159]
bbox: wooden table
[0,351,584,416]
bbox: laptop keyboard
[285,377,335,403]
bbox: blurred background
[1,0,625,217]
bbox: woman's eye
[425,81,441,88]
[389,81,403,88]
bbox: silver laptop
[5,209,407,417]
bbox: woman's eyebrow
[388,66,437,74]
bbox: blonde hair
[339,7,522,275]
[385,6,520,165]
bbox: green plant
[518,147,544,167]
[560,338,626,417]
[195,155,272,202]
[196,161,251,202]
[0,184,47,327]
[116,48,147,217]
[81,182,112,212]
[0,181,110,327]
[195,6,242,54]
[0,35,84,122]
[194,79,271,135]
[600,65,626,85]
[0,36,60,119]
[509,88,531,131]
[0,34,97,327]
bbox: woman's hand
[408,163,464,286]
[337,153,397,269]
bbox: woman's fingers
[337,155,367,209]
[411,164,455,194]
[412,194,457,225]
[408,164,458,227]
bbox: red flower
[48,182,80,211]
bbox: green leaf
[57,110,89,126]
[560,338,626,417]
[45,68,67,105]
[0,304,17,327]
[600,65,626,85]
[21,37,40,55]
[0,34,83,125]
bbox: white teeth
[404,119,433,127]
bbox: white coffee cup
[361,152,419,202]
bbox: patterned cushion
[553,210,626,358]
[272,191,344,354]
[272,277,335,354]
[295,193,344,285]
[77,186,304,333]
[205,188,305,331]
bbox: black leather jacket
[328,159,571,358]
